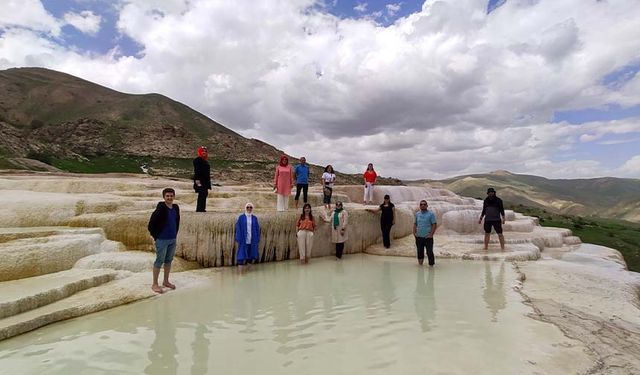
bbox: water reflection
[0,257,582,375]
[144,299,178,374]
[414,268,437,332]
[482,262,507,322]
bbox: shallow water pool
[0,255,591,374]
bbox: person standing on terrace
[274,155,294,212]
[363,163,377,205]
[294,157,310,209]
[193,146,211,212]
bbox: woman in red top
[363,163,377,204]
[296,203,316,264]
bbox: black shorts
[484,220,503,234]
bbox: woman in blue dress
[235,202,261,272]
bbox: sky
[1,0,640,180]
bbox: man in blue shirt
[293,156,310,209]
[413,200,438,266]
[147,188,180,293]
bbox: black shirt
[379,203,395,225]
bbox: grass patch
[0,156,14,169]
[511,205,640,272]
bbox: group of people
[146,147,506,293]
[272,155,377,212]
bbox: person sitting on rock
[147,188,180,294]
[478,187,506,251]
[235,202,260,272]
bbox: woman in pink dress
[274,155,294,211]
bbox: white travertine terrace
[0,172,638,373]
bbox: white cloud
[63,11,102,35]
[354,3,367,13]
[616,155,640,177]
[1,0,640,180]
[0,0,61,36]
[386,3,402,17]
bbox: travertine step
[74,251,201,273]
[0,230,123,282]
[0,271,210,341]
[365,234,541,261]
[0,269,118,319]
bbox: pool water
[0,255,591,374]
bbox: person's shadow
[482,262,507,322]
[414,267,436,332]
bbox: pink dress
[274,165,293,196]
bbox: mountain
[0,67,400,185]
[422,171,640,222]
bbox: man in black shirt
[478,187,506,251]
[193,146,212,212]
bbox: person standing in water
[147,188,180,293]
[274,155,294,212]
[235,202,260,272]
[366,194,395,248]
[326,201,348,259]
[296,203,316,264]
[363,163,377,204]
[293,157,310,209]
[478,187,506,251]
[193,146,211,212]
[413,200,437,266]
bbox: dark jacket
[193,157,211,191]
[148,202,181,240]
[481,197,504,221]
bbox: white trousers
[276,194,289,211]
[297,230,314,259]
[364,182,374,203]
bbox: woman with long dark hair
[366,194,395,248]
[321,165,336,210]
[296,203,316,264]
[363,163,377,205]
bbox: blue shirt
[157,206,178,240]
[294,164,310,184]
[415,210,437,237]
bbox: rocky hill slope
[0,67,399,185]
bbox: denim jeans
[154,238,177,268]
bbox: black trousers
[335,242,345,259]
[415,237,434,265]
[381,222,393,248]
[295,183,308,203]
[196,188,208,212]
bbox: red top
[364,170,377,183]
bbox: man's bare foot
[163,281,176,290]
[151,284,163,293]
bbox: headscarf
[197,146,208,160]
[279,155,289,166]
[245,202,254,216]
[333,203,343,229]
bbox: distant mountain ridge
[422,171,640,222]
